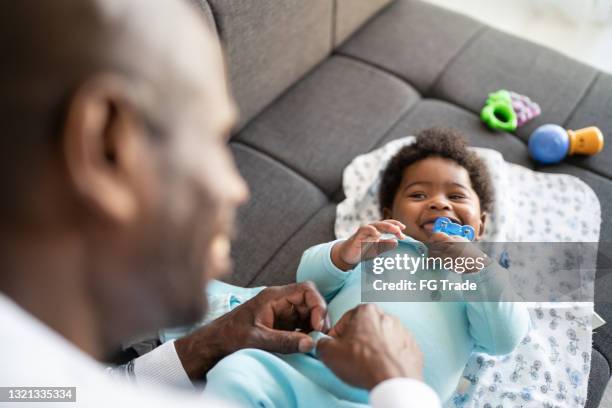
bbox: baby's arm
[297,220,405,301]
[296,240,353,302]
[464,264,530,356]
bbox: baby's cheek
[460,207,483,231]
[397,215,427,241]
[391,202,419,224]
[391,202,428,239]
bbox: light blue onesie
[204,237,530,407]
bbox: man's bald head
[0,0,233,219]
[0,0,246,356]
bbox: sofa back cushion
[196,0,334,131]
[335,0,394,46]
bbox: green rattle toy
[480,90,517,132]
[481,89,541,132]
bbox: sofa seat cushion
[430,27,598,141]
[564,73,612,179]
[587,348,610,408]
[376,99,533,167]
[235,55,419,196]
[337,0,484,93]
[228,143,328,286]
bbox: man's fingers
[300,284,328,331]
[316,336,345,361]
[258,327,314,354]
[309,304,328,332]
[326,307,356,338]
[280,282,328,332]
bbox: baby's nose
[429,197,451,210]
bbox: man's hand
[316,304,424,390]
[331,220,406,271]
[175,281,328,379]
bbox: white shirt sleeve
[370,378,441,408]
[131,340,194,389]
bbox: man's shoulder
[0,294,235,408]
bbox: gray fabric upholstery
[431,28,598,141]
[334,0,393,46]
[207,0,333,131]
[337,0,484,93]
[587,349,610,408]
[192,0,612,403]
[378,99,533,168]
[186,0,216,32]
[251,204,338,287]
[564,73,612,179]
[228,143,328,286]
[235,56,419,195]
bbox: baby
[205,128,529,406]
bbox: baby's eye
[408,192,426,199]
[449,194,466,200]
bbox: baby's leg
[204,349,368,408]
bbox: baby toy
[528,124,604,164]
[433,217,475,241]
[481,89,541,132]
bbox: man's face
[385,157,485,243]
[147,82,247,327]
[115,22,248,328]
[152,94,246,324]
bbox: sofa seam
[537,160,612,185]
[231,140,331,199]
[328,96,423,202]
[331,0,338,51]
[332,54,422,96]
[562,71,601,128]
[395,93,531,149]
[425,25,489,97]
[332,0,397,49]
[593,341,612,372]
[370,98,422,147]
[334,53,424,94]
[245,202,332,287]
[233,54,421,201]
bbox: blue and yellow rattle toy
[432,217,475,241]
[528,124,604,164]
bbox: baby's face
[384,156,486,242]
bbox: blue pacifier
[432,217,475,241]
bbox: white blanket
[335,136,601,408]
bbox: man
[0,0,439,407]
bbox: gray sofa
[190,0,612,405]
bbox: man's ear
[62,75,146,224]
[477,212,487,239]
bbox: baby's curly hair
[378,127,493,214]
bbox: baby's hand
[331,220,406,271]
[427,232,490,273]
